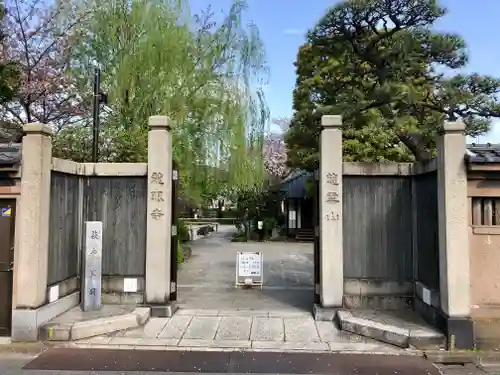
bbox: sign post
[235,252,263,289]
[82,221,103,311]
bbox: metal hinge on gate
[314,226,319,237]
[171,225,177,236]
[315,283,321,294]
[170,281,177,293]
[172,170,178,181]
[0,262,13,272]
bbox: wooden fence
[413,170,439,290]
[47,172,148,287]
[343,176,413,281]
[342,169,440,295]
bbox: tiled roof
[0,143,21,166]
[279,169,313,199]
[466,144,500,163]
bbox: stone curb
[337,310,409,348]
[337,310,444,350]
[65,341,425,355]
[0,342,53,355]
[39,307,150,341]
[173,309,314,318]
[424,350,500,366]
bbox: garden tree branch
[285,0,500,169]
[1,0,88,140]
[54,0,269,203]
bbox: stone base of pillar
[11,292,79,342]
[446,317,474,350]
[313,303,341,321]
[149,302,178,318]
[415,297,474,350]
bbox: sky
[190,0,500,142]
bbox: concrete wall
[467,172,500,349]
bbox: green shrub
[263,217,277,236]
[178,219,190,242]
[177,239,184,264]
[235,218,243,231]
[231,230,248,242]
[180,217,237,225]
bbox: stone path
[177,225,314,311]
[71,309,408,353]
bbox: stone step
[295,229,314,242]
[39,307,150,341]
[337,309,445,349]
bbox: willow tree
[59,0,269,203]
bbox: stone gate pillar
[437,120,474,349]
[11,123,52,341]
[145,115,173,314]
[319,115,343,308]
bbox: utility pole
[91,67,101,163]
[91,67,108,163]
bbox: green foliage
[178,219,190,242]
[235,185,284,241]
[286,0,500,170]
[180,217,237,225]
[231,230,248,242]
[177,239,184,264]
[262,217,277,237]
[0,1,19,107]
[60,0,269,203]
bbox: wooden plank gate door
[0,199,15,336]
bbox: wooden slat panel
[414,171,439,290]
[472,198,483,225]
[495,200,500,225]
[484,199,493,226]
[343,176,413,281]
[48,172,80,285]
[83,176,147,277]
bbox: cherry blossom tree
[263,117,290,179]
[0,0,88,141]
[0,1,19,105]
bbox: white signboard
[236,252,263,289]
[422,287,431,305]
[123,278,138,293]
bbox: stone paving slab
[183,316,221,340]
[250,317,284,341]
[216,316,252,340]
[158,315,192,339]
[75,311,406,354]
[284,317,320,342]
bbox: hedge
[180,217,237,225]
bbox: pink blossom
[263,117,290,178]
[1,0,87,134]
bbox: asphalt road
[0,348,447,375]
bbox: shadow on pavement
[24,348,440,374]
